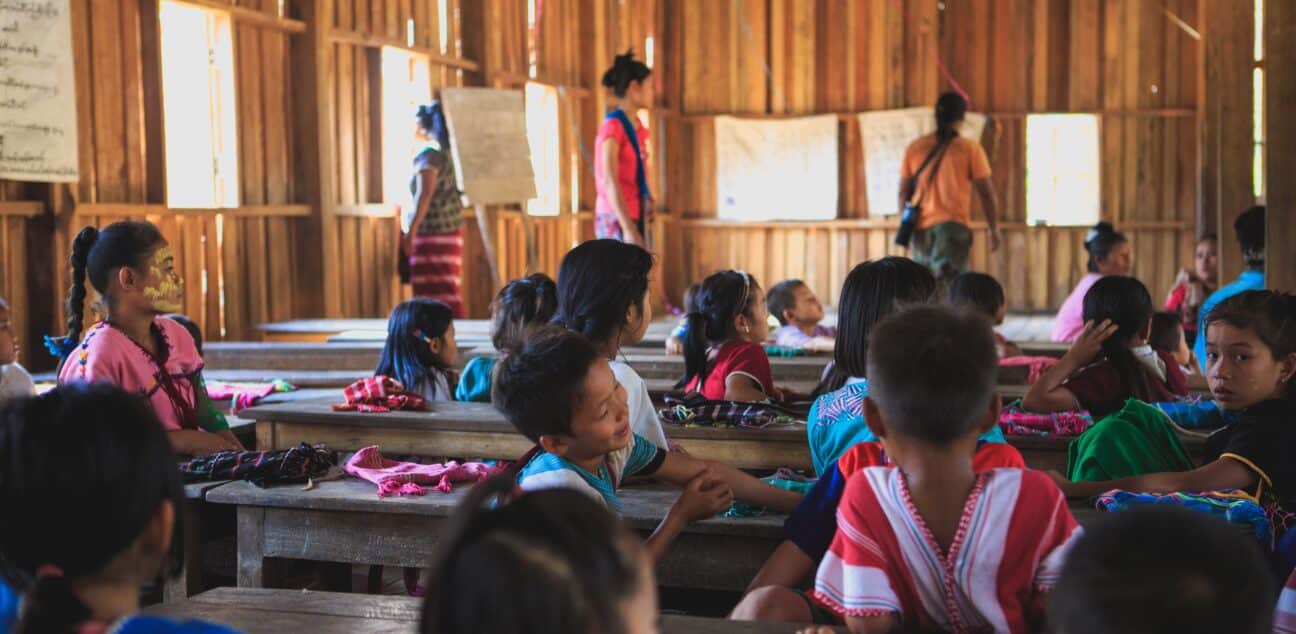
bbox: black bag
[894,138,952,248]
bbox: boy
[1051,505,1273,634]
[808,306,1078,632]
[767,280,835,352]
[493,326,803,561]
[947,271,1022,358]
[0,298,35,402]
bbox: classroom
[0,1,1294,632]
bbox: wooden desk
[167,480,233,603]
[258,318,679,347]
[207,479,784,593]
[145,587,823,633]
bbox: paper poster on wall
[857,107,986,216]
[440,87,537,205]
[715,114,839,221]
[0,0,79,182]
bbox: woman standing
[402,103,465,317]
[595,50,653,246]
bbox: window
[525,82,561,216]
[1025,114,1100,226]
[158,1,239,208]
[380,48,433,211]
[1253,0,1265,200]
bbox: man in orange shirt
[898,92,1001,281]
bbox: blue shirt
[0,579,16,634]
[1195,269,1265,374]
[516,432,666,512]
[454,356,495,403]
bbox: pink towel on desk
[999,356,1059,385]
[205,379,296,413]
[344,445,501,497]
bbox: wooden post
[474,204,502,289]
[1266,0,1295,292]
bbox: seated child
[806,306,1079,632]
[0,384,241,633]
[0,297,35,403]
[767,279,835,352]
[420,474,656,633]
[664,283,700,356]
[375,298,459,401]
[1024,276,1188,418]
[455,274,557,402]
[1150,310,1194,372]
[677,271,779,402]
[1050,505,1273,634]
[493,326,802,560]
[947,271,1023,358]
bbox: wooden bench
[258,318,679,347]
[207,479,785,593]
[144,587,827,633]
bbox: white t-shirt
[609,359,668,450]
[0,363,36,402]
[412,370,453,402]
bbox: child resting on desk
[767,279,835,353]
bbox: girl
[553,239,668,449]
[55,222,242,456]
[596,50,653,246]
[0,384,240,633]
[402,102,466,315]
[676,270,775,402]
[1025,276,1188,418]
[1052,222,1134,342]
[420,475,657,633]
[375,298,459,402]
[455,273,557,403]
[1164,234,1218,345]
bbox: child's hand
[1046,469,1074,493]
[671,468,734,523]
[1065,319,1118,364]
[665,336,684,356]
[195,431,242,455]
[769,386,788,402]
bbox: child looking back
[455,274,557,402]
[677,270,777,402]
[494,326,802,560]
[767,279,835,352]
[947,271,1022,358]
[809,306,1079,633]
[375,298,459,401]
[0,297,34,403]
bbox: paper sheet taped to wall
[857,107,986,216]
[0,0,79,182]
[715,115,839,221]
[440,87,537,205]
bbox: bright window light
[1025,114,1100,226]
[380,48,433,211]
[525,82,561,217]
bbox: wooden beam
[72,203,310,217]
[336,203,397,218]
[669,108,1197,122]
[0,201,44,217]
[1266,0,1296,292]
[328,30,479,71]
[171,0,306,33]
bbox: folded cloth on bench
[179,442,336,487]
[658,392,806,429]
[998,399,1093,438]
[1094,489,1270,546]
[1153,397,1238,430]
[345,445,501,497]
[999,355,1059,385]
[333,375,426,413]
[205,378,296,413]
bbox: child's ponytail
[13,572,92,634]
[49,227,99,358]
[677,311,711,390]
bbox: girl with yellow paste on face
[53,221,244,455]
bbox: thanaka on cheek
[143,247,184,313]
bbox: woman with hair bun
[596,50,653,246]
[401,101,465,316]
[1051,221,1134,342]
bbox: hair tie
[43,334,76,359]
[36,564,64,579]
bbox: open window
[1025,114,1101,226]
[525,82,561,217]
[380,48,433,212]
[1253,0,1265,200]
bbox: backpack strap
[606,108,651,237]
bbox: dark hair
[1049,505,1274,634]
[766,279,806,327]
[420,474,645,634]
[866,305,998,444]
[1199,233,1219,244]
[493,326,603,441]
[601,49,651,99]
[416,102,451,153]
[166,314,203,355]
[1084,222,1128,273]
[819,258,936,394]
[1148,312,1184,356]
[553,240,654,346]
[1205,290,1296,399]
[60,222,166,352]
[676,271,763,390]
[946,272,1006,321]
[491,274,558,351]
[681,283,701,314]
[375,299,456,399]
[0,384,184,634]
[1235,205,1265,268]
[935,92,968,141]
[1082,276,1156,402]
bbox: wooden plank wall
[659,0,1204,312]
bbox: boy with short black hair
[947,271,1022,357]
[767,279,835,352]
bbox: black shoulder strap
[905,137,952,204]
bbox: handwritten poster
[0,0,78,182]
[715,114,839,221]
[857,107,986,216]
[440,87,536,205]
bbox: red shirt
[594,115,650,222]
[688,340,774,401]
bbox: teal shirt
[455,356,496,403]
[1195,269,1265,374]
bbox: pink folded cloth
[999,356,1060,385]
[205,379,295,413]
[344,445,501,497]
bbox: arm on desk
[655,451,804,513]
[1049,458,1255,499]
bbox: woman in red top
[1164,234,1218,345]
[595,51,653,246]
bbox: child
[1050,506,1273,634]
[375,298,459,402]
[1051,291,1296,550]
[1195,206,1265,373]
[420,474,656,633]
[947,271,1023,358]
[767,279,835,352]
[664,282,699,356]
[493,326,802,561]
[1024,276,1188,418]
[1150,310,1193,371]
[808,306,1080,632]
[455,274,556,402]
[677,270,777,402]
[1165,233,1218,345]
[0,297,35,402]
[0,384,241,633]
[55,223,242,456]
[553,239,668,448]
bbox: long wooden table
[257,318,679,347]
